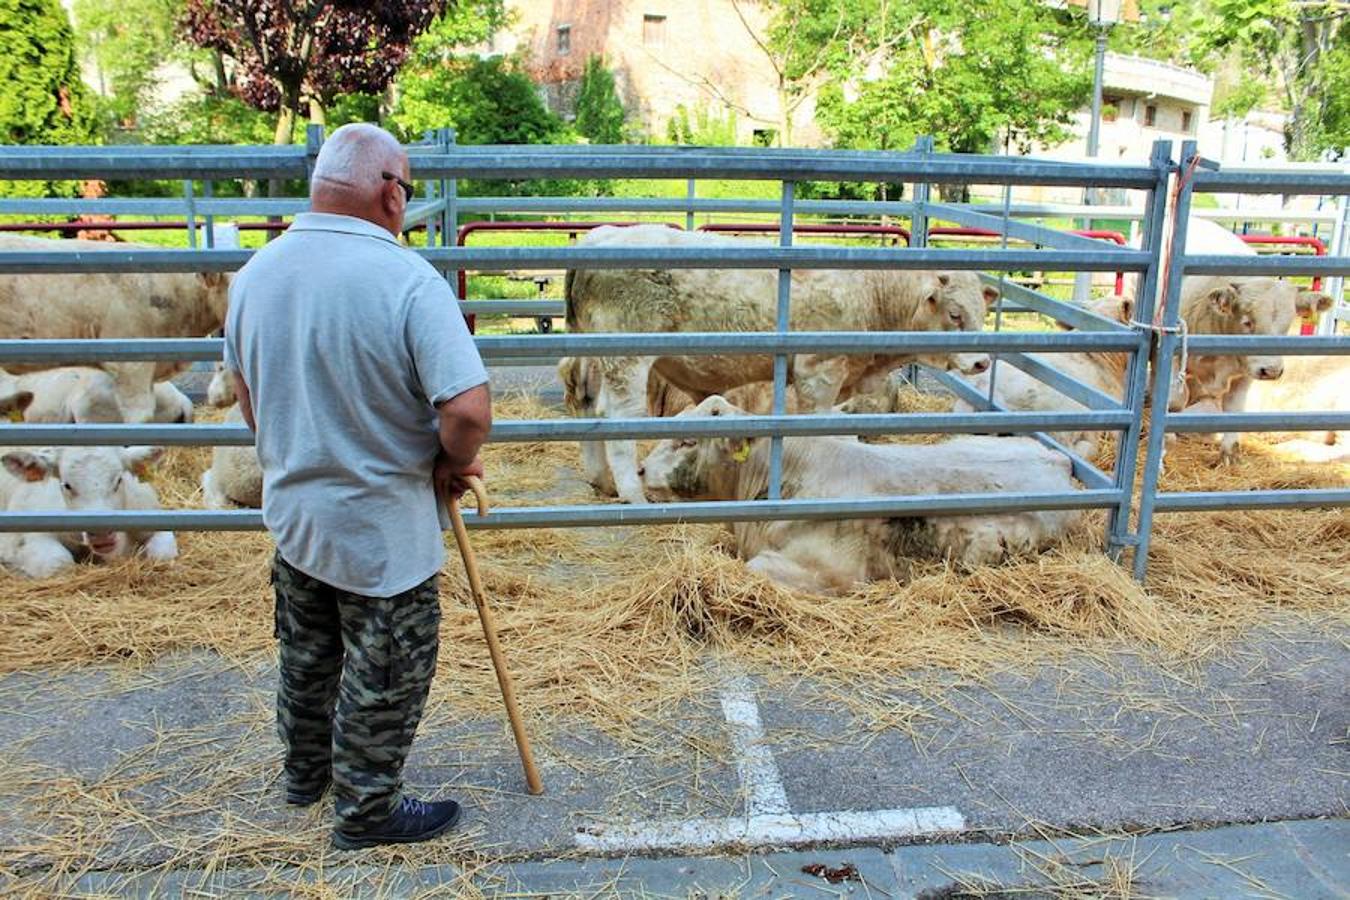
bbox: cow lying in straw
[0,446,177,578]
[201,403,263,509]
[638,396,1083,594]
[0,366,193,424]
[565,224,998,503]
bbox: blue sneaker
[332,796,463,850]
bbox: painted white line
[574,806,966,854]
[718,673,791,817]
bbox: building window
[1144,104,1157,127]
[557,25,571,55]
[643,14,666,46]
[1182,110,1193,132]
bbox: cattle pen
[0,132,1345,581]
[1,133,1349,895]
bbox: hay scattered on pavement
[0,387,1346,893]
[2,407,1344,729]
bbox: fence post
[1322,194,1348,335]
[1131,139,1199,581]
[911,136,932,248]
[443,128,459,299]
[183,180,197,249]
[1105,139,1174,561]
[768,180,795,500]
[686,177,696,231]
[202,180,215,248]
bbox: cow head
[200,272,231,326]
[1204,279,1316,381]
[2,446,163,559]
[0,370,33,422]
[912,272,996,375]
[639,396,749,502]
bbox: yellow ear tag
[731,442,751,463]
[7,409,23,423]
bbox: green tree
[392,55,566,145]
[809,0,1090,156]
[665,103,739,146]
[72,0,184,129]
[1200,0,1345,160]
[575,55,626,144]
[0,0,99,196]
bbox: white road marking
[574,667,966,853]
[719,673,791,817]
[574,807,966,854]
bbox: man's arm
[436,383,491,467]
[433,383,491,500]
[231,370,256,432]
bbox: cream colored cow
[565,225,997,503]
[0,234,229,423]
[639,396,1083,594]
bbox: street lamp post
[1075,0,1123,303]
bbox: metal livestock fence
[0,130,1346,583]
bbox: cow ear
[937,273,950,286]
[1296,290,1334,315]
[981,285,1000,308]
[3,450,54,482]
[2,390,33,420]
[728,438,752,463]
[1116,296,1134,323]
[702,395,740,417]
[120,446,164,478]
[1207,286,1236,316]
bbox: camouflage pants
[271,553,441,829]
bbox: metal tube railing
[2,135,1344,586]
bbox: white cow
[0,446,177,578]
[1178,221,1336,461]
[639,396,1083,594]
[200,404,262,509]
[1208,355,1348,461]
[0,366,195,424]
[0,234,230,423]
[1179,279,1334,461]
[566,225,998,502]
[952,296,1188,459]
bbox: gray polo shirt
[224,212,487,597]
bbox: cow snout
[83,531,119,555]
[1257,364,1283,380]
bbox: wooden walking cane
[447,476,544,795]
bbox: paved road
[0,625,1344,894]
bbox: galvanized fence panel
[1129,142,1350,580]
[7,135,1342,583]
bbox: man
[224,123,491,850]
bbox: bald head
[309,123,411,237]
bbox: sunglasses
[381,171,415,203]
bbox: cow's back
[0,234,228,344]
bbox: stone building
[489,0,821,146]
